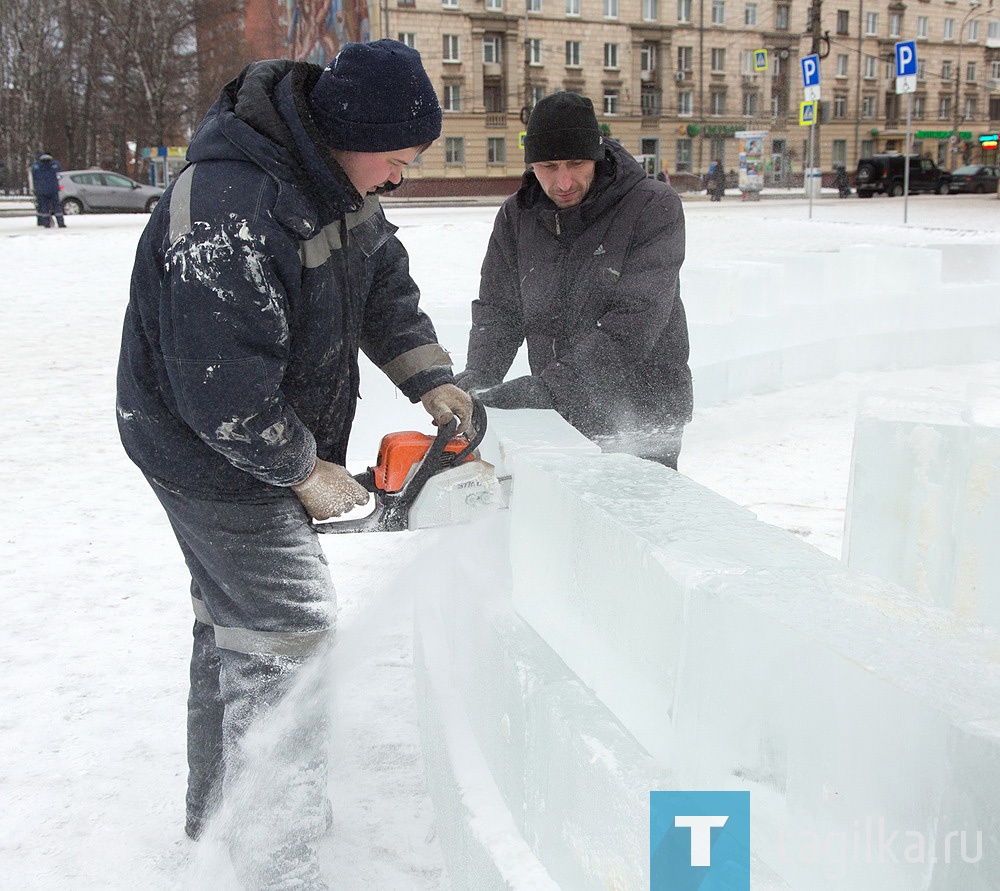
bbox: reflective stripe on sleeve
[381,344,453,386]
[191,595,330,657]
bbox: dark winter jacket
[116,60,453,499]
[463,139,692,446]
[31,154,61,197]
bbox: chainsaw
[312,397,504,534]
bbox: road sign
[801,54,821,101]
[895,40,917,94]
[799,101,816,126]
[754,50,768,71]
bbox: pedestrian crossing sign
[519,131,526,150]
[754,50,768,71]
[799,101,816,126]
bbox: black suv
[855,153,952,197]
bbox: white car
[58,169,164,214]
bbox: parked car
[854,153,952,198]
[948,164,1000,194]
[58,169,164,214]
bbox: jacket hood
[516,138,647,226]
[186,60,363,223]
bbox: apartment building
[201,0,1000,182]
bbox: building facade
[202,0,1000,182]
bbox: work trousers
[149,477,334,887]
[35,195,65,228]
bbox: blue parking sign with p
[651,791,750,890]
[801,53,820,87]
[895,40,917,77]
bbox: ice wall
[415,413,1000,891]
[843,386,1000,629]
[684,243,1000,407]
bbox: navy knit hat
[309,39,442,152]
[524,93,604,164]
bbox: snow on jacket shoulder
[467,139,692,441]
[116,61,452,499]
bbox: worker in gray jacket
[455,92,692,468]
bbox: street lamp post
[952,0,992,169]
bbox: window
[565,40,581,66]
[486,0,503,8]
[677,0,691,21]
[604,90,620,114]
[745,3,757,25]
[487,137,506,164]
[710,91,726,114]
[942,60,953,81]
[483,36,502,64]
[918,59,926,81]
[742,92,758,115]
[991,96,1000,120]
[443,0,458,7]
[965,97,977,118]
[527,0,541,10]
[916,17,928,38]
[742,50,756,74]
[992,60,1000,80]
[865,12,878,35]
[678,90,693,115]
[604,0,619,16]
[443,35,460,62]
[836,54,848,77]
[967,20,979,41]
[861,139,874,157]
[943,18,954,40]
[445,137,464,163]
[711,48,726,71]
[641,89,663,116]
[833,95,846,117]
[642,43,658,72]
[528,39,541,64]
[912,95,925,119]
[712,0,725,24]
[864,56,876,79]
[775,3,789,29]
[677,46,692,71]
[644,0,658,20]
[397,32,416,47]
[836,9,849,34]
[443,83,461,110]
[967,61,976,82]
[529,84,546,105]
[566,0,580,14]
[991,21,1000,41]
[939,95,952,118]
[862,95,875,117]
[832,139,846,166]
[604,43,619,68]
[676,138,692,171]
[889,13,901,38]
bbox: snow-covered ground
[1,193,998,889]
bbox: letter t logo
[674,814,729,866]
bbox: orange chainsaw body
[373,431,475,493]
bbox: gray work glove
[292,458,370,521]
[476,375,553,410]
[453,368,497,394]
[420,383,474,435]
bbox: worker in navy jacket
[116,40,469,886]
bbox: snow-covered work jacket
[465,140,692,443]
[31,155,60,198]
[117,60,453,499]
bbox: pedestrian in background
[31,152,65,228]
[117,39,470,888]
[454,92,692,469]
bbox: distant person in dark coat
[31,152,65,228]
[454,93,692,469]
[707,159,725,201]
[834,165,851,198]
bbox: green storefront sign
[915,130,972,140]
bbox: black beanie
[523,93,604,164]
[308,39,442,152]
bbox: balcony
[485,113,507,127]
